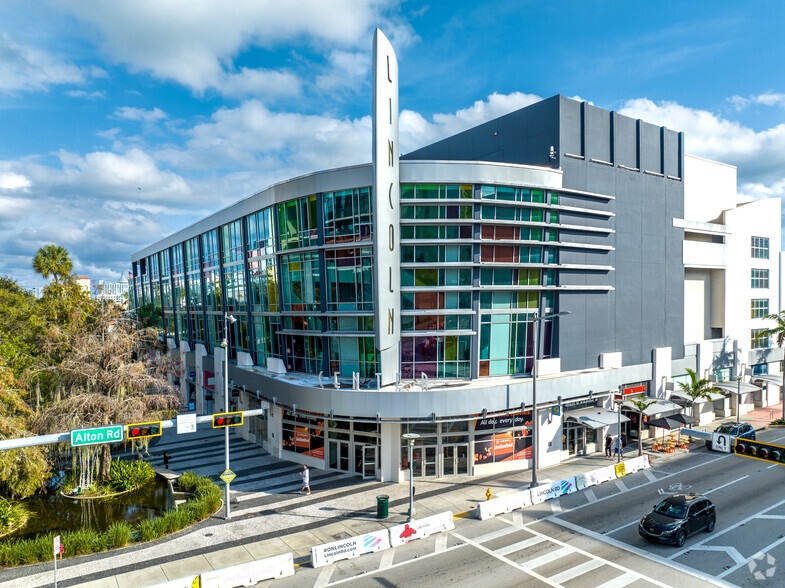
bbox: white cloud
[66,89,105,99]
[0,32,102,93]
[219,68,302,98]
[53,0,413,94]
[729,91,785,111]
[0,171,31,190]
[316,50,369,92]
[113,106,168,123]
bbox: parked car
[705,423,755,450]
[639,493,716,547]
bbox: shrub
[137,518,162,542]
[771,418,785,425]
[64,528,100,556]
[177,471,200,493]
[109,460,155,492]
[0,498,29,534]
[105,522,132,549]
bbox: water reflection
[10,478,171,540]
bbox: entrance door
[362,445,377,479]
[329,440,350,472]
[411,446,437,477]
[443,444,469,476]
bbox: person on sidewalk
[163,451,171,470]
[612,436,624,459]
[605,434,613,458]
[299,465,311,495]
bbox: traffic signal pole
[224,344,231,520]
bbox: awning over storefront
[668,390,725,404]
[753,374,783,387]
[621,399,681,416]
[714,381,761,396]
[564,407,629,429]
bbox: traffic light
[126,421,162,440]
[734,438,785,465]
[212,411,243,428]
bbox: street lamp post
[737,362,746,425]
[529,310,570,489]
[616,385,623,464]
[402,433,420,521]
[222,313,237,520]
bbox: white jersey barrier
[200,553,295,587]
[389,511,455,547]
[477,455,651,520]
[311,529,390,568]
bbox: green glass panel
[460,206,473,219]
[460,185,473,199]
[401,205,414,219]
[445,185,459,199]
[531,209,544,223]
[416,225,438,239]
[416,185,439,199]
[401,185,415,199]
[415,268,438,287]
[402,246,414,263]
[481,205,495,220]
[401,225,414,239]
[459,268,472,286]
[532,189,544,203]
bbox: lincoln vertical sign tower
[372,29,401,385]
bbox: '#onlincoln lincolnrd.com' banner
[311,530,390,568]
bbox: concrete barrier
[389,511,454,547]
[311,529,390,568]
[200,553,294,587]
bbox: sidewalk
[2,441,705,588]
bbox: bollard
[486,488,492,501]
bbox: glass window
[751,299,769,319]
[400,335,471,379]
[323,187,373,244]
[246,208,275,257]
[280,252,321,312]
[329,337,379,378]
[221,220,244,264]
[751,329,769,349]
[751,236,769,259]
[278,195,318,250]
[325,248,374,311]
[751,269,769,289]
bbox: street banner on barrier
[615,462,627,477]
[311,529,390,568]
[201,553,294,587]
[575,465,616,490]
[530,477,577,504]
[389,511,454,547]
[477,489,533,520]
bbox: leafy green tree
[627,394,656,457]
[678,368,720,425]
[133,303,164,330]
[0,277,44,381]
[32,244,73,286]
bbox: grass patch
[0,472,220,569]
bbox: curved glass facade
[132,177,612,382]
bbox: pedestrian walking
[299,465,311,495]
[604,434,613,458]
[136,450,144,462]
[612,436,624,459]
[163,451,171,469]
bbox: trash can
[376,495,389,519]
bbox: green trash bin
[376,495,389,519]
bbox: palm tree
[755,311,785,421]
[679,368,721,425]
[627,394,656,457]
[32,244,73,285]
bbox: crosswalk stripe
[496,535,545,556]
[548,559,605,584]
[520,546,572,569]
[595,571,639,588]
[472,525,521,545]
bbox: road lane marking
[605,519,639,535]
[668,496,785,560]
[435,533,448,553]
[584,489,598,503]
[378,548,395,570]
[680,545,745,565]
[522,545,572,569]
[546,517,732,587]
[614,479,628,492]
[314,563,336,588]
[452,532,560,587]
[643,469,658,483]
[551,498,562,514]
[767,464,778,468]
[548,559,605,584]
[717,533,785,579]
[595,571,639,588]
[757,514,785,519]
[703,474,748,495]
[512,510,524,526]
[472,525,520,544]
[496,535,546,556]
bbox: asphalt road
[266,429,785,588]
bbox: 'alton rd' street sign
[70,425,123,447]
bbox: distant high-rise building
[95,275,130,306]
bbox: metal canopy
[753,374,783,387]
[621,399,681,416]
[714,381,762,395]
[668,390,725,404]
[564,407,629,429]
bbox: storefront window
[282,411,325,459]
[474,412,532,464]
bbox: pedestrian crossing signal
[734,438,785,465]
[126,421,162,440]
[212,411,243,428]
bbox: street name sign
[70,425,123,447]
[220,469,236,484]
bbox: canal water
[9,477,171,540]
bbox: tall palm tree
[679,368,721,425]
[627,394,656,457]
[755,311,785,420]
[32,244,73,285]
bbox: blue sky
[1,0,785,288]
